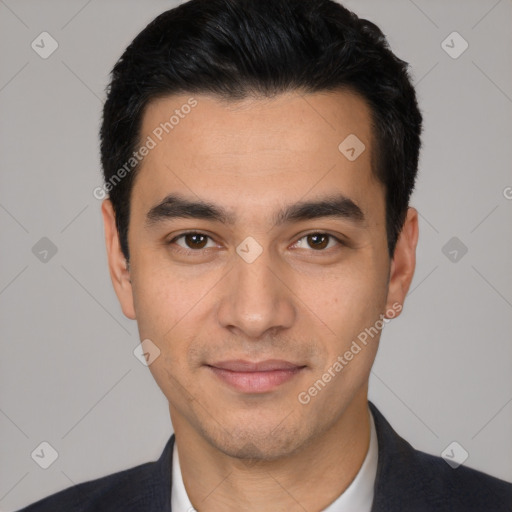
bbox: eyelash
[167,231,345,255]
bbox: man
[19,0,512,510]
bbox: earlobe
[384,207,419,317]
[101,199,136,320]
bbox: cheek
[298,268,386,400]
[130,252,200,337]
[298,259,387,326]
[130,259,216,380]
[301,269,388,383]
[131,276,170,340]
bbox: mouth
[205,359,307,393]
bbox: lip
[206,359,306,393]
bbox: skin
[102,90,418,511]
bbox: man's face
[104,90,414,459]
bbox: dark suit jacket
[18,402,512,511]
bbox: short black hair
[100,0,422,261]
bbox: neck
[171,391,371,512]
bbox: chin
[200,418,310,462]
[216,436,302,462]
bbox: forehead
[133,90,383,225]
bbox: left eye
[293,233,341,251]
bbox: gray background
[1,0,511,510]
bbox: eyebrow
[145,193,366,228]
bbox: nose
[216,250,296,340]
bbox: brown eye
[293,233,342,252]
[306,233,329,250]
[184,233,208,249]
[171,232,215,251]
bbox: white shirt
[171,407,378,512]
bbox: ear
[101,199,136,320]
[384,207,419,317]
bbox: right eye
[168,232,219,253]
